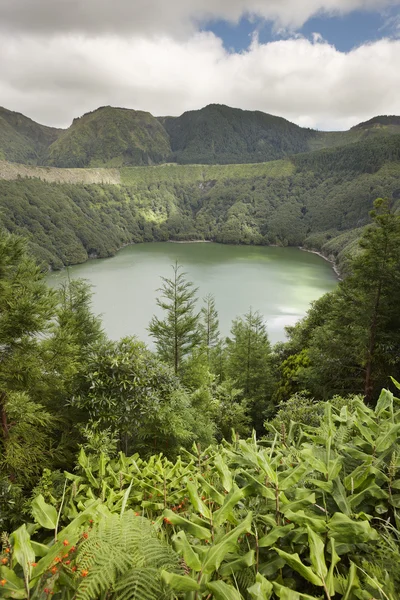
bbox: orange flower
[0,579,6,587]
[71,566,77,572]
[4,548,10,554]
[81,569,89,577]
[51,567,57,575]
[1,558,8,565]
[63,540,69,547]
[63,554,69,559]
[64,560,71,565]
[31,562,38,567]
[69,546,76,553]
[82,532,89,540]
[134,512,140,517]
[163,517,172,525]
[54,557,61,563]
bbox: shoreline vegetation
[55,238,341,279]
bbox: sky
[0,0,399,131]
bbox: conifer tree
[299,199,400,402]
[199,293,220,358]
[226,308,275,430]
[149,262,200,373]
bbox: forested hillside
[1,103,400,167]
[0,135,399,271]
[0,107,60,164]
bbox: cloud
[1,31,399,131]
[0,0,399,36]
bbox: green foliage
[149,263,201,374]
[47,106,171,168]
[225,309,275,430]
[3,386,400,599]
[286,202,400,403]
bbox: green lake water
[47,242,338,344]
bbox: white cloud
[0,32,399,130]
[0,0,399,36]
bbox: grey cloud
[0,33,399,130]
[0,0,399,36]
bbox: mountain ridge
[1,103,400,168]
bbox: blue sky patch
[204,6,400,53]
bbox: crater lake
[47,242,338,344]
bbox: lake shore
[298,246,342,280]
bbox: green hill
[47,106,172,167]
[1,103,400,168]
[160,103,316,164]
[0,106,60,164]
[0,134,399,271]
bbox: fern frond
[73,510,180,600]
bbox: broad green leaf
[275,548,323,586]
[31,495,58,530]
[247,573,273,600]
[213,484,243,526]
[332,477,350,516]
[120,480,133,516]
[375,388,393,417]
[279,463,308,490]
[187,481,211,519]
[259,524,294,547]
[214,453,233,491]
[30,541,49,557]
[375,423,400,453]
[307,479,333,493]
[301,448,327,477]
[307,526,327,579]
[272,581,320,600]
[10,525,35,584]
[202,512,252,574]
[163,509,211,539]
[0,566,27,598]
[219,550,255,576]
[198,476,225,505]
[207,580,243,600]
[172,530,202,571]
[342,562,360,600]
[280,493,315,514]
[283,509,327,533]
[348,483,388,510]
[327,513,379,544]
[326,538,340,596]
[161,570,200,592]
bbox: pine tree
[300,199,400,403]
[226,309,275,431]
[149,262,200,374]
[199,293,220,359]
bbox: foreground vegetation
[2,390,400,599]
[0,198,399,597]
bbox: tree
[149,262,200,373]
[296,199,400,403]
[226,309,275,431]
[73,337,205,456]
[199,293,220,359]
